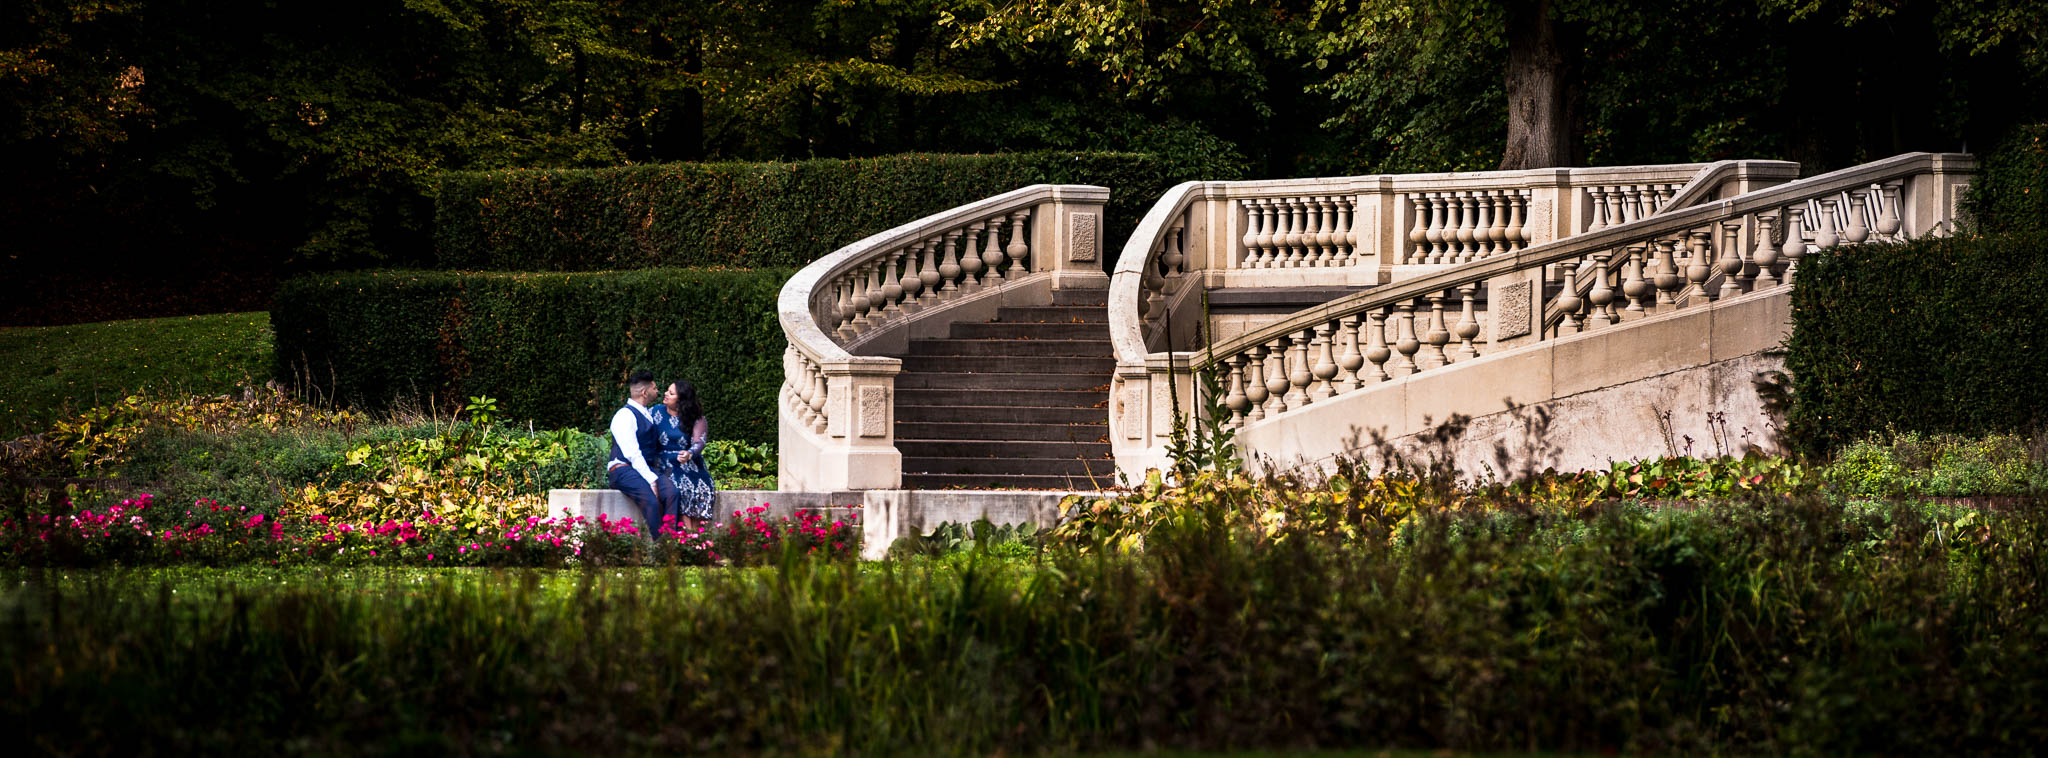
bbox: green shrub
[1784,232,2048,456]
[271,268,788,444]
[1826,431,2048,497]
[1962,123,2048,236]
[429,152,1211,271]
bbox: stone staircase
[894,287,1117,489]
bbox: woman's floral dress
[649,405,717,520]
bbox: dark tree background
[4,0,2041,325]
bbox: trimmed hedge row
[430,152,1207,271]
[1785,231,2048,456]
[271,268,789,445]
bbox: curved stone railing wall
[777,184,1110,492]
[1108,153,1974,477]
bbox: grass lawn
[0,310,272,436]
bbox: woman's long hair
[669,380,705,432]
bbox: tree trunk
[1499,0,1583,169]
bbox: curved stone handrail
[778,183,1109,491]
[1108,152,1972,478]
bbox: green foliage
[1824,431,2048,498]
[702,440,775,482]
[1164,365,1241,479]
[1962,123,2048,236]
[270,268,788,444]
[8,490,2047,755]
[429,151,1195,271]
[887,518,1041,559]
[1784,231,2048,456]
[0,312,274,437]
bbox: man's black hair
[628,369,657,391]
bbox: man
[607,369,678,537]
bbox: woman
[650,379,718,531]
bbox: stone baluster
[1556,260,1585,335]
[1262,198,1286,268]
[1406,195,1428,264]
[1586,187,1610,232]
[939,230,964,294]
[980,218,1009,288]
[1426,194,1448,262]
[1686,232,1714,302]
[1162,224,1186,275]
[1224,356,1249,427]
[1655,184,1676,211]
[1422,294,1450,368]
[1509,191,1529,251]
[1607,187,1628,229]
[897,246,924,314]
[1652,239,1682,306]
[1006,210,1031,278]
[1392,304,1421,374]
[1488,193,1510,256]
[860,262,888,327]
[1814,198,1840,249]
[832,276,856,339]
[1365,310,1392,382]
[1844,190,1871,244]
[1340,196,1359,265]
[958,225,986,292]
[1877,183,1904,240]
[1142,258,1167,319]
[908,237,934,306]
[1780,207,1807,284]
[1469,195,1493,261]
[1620,186,1642,225]
[1453,192,1476,262]
[1242,199,1266,268]
[1453,284,1480,360]
[1586,253,1615,329]
[1717,222,1746,299]
[1285,330,1313,408]
[1314,197,1337,267]
[1279,198,1303,267]
[1621,244,1650,313]
[882,251,909,318]
[1310,323,1338,401]
[1264,336,1293,415]
[1753,215,1781,289]
[1243,346,1269,423]
[1338,315,1365,391]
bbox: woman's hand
[677,450,691,464]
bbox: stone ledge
[546,488,1087,560]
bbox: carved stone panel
[858,386,890,438]
[1069,212,1099,262]
[1496,280,1533,340]
[1528,197,1555,244]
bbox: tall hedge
[430,152,1205,271]
[271,269,789,445]
[1961,124,2048,237]
[1784,232,2048,456]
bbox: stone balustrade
[1109,153,1974,478]
[778,184,1109,492]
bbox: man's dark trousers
[608,465,679,537]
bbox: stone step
[895,421,1109,442]
[995,306,1108,323]
[895,372,1108,391]
[897,439,1111,459]
[896,404,1106,424]
[1052,288,1109,306]
[901,472,1117,491]
[896,388,1102,408]
[906,338,1113,357]
[899,355,1118,374]
[902,455,1113,476]
[949,321,1108,340]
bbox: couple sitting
[607,370,719,537]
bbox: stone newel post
[1032,186,1113,289]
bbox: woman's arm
[688,416,709,458]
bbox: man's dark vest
[608,403,664,471]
